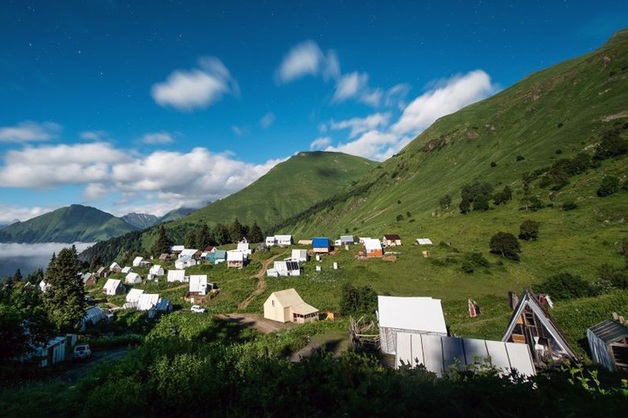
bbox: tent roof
[269,288,318,314]
[137,293,160,311]
[103,278,121,291]
[126,288,144,302]
[416,238,433,245]
[189,275,208,292]
[377,296,447,334]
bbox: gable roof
[227,250,244,261]
[312,237,330,247]
[384,234,401,240]
[103,278,121,292]
[588,319,628,344]
[137,293,160,311]
[126,288,144,303]
[502,289,578,363]
[269,288,318,315]
[167,269,186,282]
[416,238,433,245]
[125,272,141,283]
[378,296,447,335]
[364,238,382,251]
[149,264,163,275]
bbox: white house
[125,288,144,307]
[137,293,160,311]
[179,248,201,259]
[175,256,197,269]
[103,278,125,296]
[82,306,108,328]
[266,235,292,247]
[132,256,150,267]
[171,245,185,253]
[415,238,433,245]
[237,241,252,256]
[109,262,122,273]
[167,269,187,283]
[291,249,308,262]
[125,272,142,284]
[121,266,133,274]
[148,264,165,279]
[263,288,319,323]
[267,260,300,277]
[227,250,245,269]
[378,295,448,355]
[189,275,208,296]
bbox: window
[271,300,275,307]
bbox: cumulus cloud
[329,113,390,138]
[319,70,497,161]
[140,131,175,145]
[309,137,332,150]
[151,57,239,110]
[260,112,276,128]
[0,121,61,142]
[333,72,369,102]
[0,204,53,224]
[276,40,339,83]
[392,70,495,136]
[0,141,284,214]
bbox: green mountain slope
[276,30,628,279]
[176,151,376,229]
[0,204,137,243]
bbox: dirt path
[62,347,129,383]
[237,253,284,309]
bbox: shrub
[396,214,404,222]
[461,261,474,274]
[519,220,539,241]
[562,201,578,211]
[596,176,620,197]
[516,155,525,161]
[490,161,497,167]
[467,252,490,267]
[534,273,598,301]
[439,194,452,209]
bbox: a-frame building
[502,289,578,366]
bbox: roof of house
[502,289,578,361]
[137,293,160,311]
[121,266,133,274]
[189,275,208,293]
[377,295,447,334]
[340,235,355,242]
[416,238,433,245]
[149,264,163,274]
[384,234,401,240]
[396,333,536,377]
[312,237,330,247]
[96,266,106,274]
[364,238,382,251]
[125,272,141,282]
[275,260,300,270]
[126,288,145,303]
[227,251,244,261]
[133,256,144,263]
[269,288,318,315]
[171,245,185,252]
[109,262,121,269]
[275,234,292,240]
[103,278,121,291]
[167,270,186,281]
[180,249,200,258]
[587,320,628,344]
[84,306,107,323]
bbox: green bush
[562,201,578,211]
[519,220,540,241]
[596,176,620,197]
[534,272,598,301]
[489,232,521,260]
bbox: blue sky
[0,0,626,222]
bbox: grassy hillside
[0,204,137,243]
[276,30,628,284]
[181,151,377,229]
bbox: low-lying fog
[0,242,94,278]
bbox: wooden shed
[587,320,628,372]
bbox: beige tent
[263,288,319,324]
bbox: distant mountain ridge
[0,204,138,243]
[121,213,160,229]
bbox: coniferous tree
[43,246,86,333]
[230,218,245,243]
[196,224,211,249]
[212,223,230,245]
[152,225,174,256]
[249,221,264,243]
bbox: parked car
[73,344,92,361]
[190,304,206,313]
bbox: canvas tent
[396,333,536,377]
[415,238,433,245]
[167,269,186,283]
[378,295,447,355]
[137,293,160,311]
[125,272,142,284]
[103,278,125,296]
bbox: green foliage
[43,247,86,333]
[597,175,620,197]
[534,272,598,301]
[248,221,264,243]
[493,185,513,205]
[598,264,628,289]
[439,194,452,209]
[150,225,173,256]
[396,214,404,222]
[459,182,493,213]
[340,283,377,315]
[516,155,525,161]
[562,201,578,211]
[489,232,521,260]
[519,220,540,241]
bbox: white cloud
[151,57,239,110]
[260,112,276,128]
[320,70,497,161]
[309,137,332,150]
[0,204,54,224]
[276,40,339,83]
[333,72,369,102]
[80,131,108,141]
[141,131,175,145]
[392,70,495,136]
[0,142,285,217]
[0,121,61,142]
[232,126,245,136]
[330,113,390,138]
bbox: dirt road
[237,253,284,309]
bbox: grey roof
[588,320,628,344]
